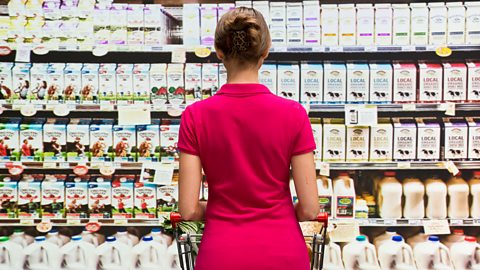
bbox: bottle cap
[143,236,153,242]
[356,235,367,242]
[453,229,464,235]
[384,171,396,177]
[465,236,477,243]
[386,227,396,233]
[428,236,440,242]
[106,236,116,242]
[473,171,480,177]
[0,236,9,242]
[35,236,46,242]
[392,235,403,242]
[72,236,82,241]
[49,228,58,234]
[338,172,350,177]
[151,228,161,233]
[13,229,23,233]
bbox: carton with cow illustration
[133,64,150,104]
[467,117,480,160]
[416,118,441,161]
[63,63,83,104]
[136,119,160,162]
[112,175,134,219]
[80,63,99,104]
[160,119,180,165]
[29,63,49,104]
[90,119,114,162]
[150,64,168,107]
[201,63,219,99]
[65,175,89,219]
[443,117,468,160]
[18,174,43,218]
[20,118,45,162]
[116,63,134,104]
[370,118,393,162]
[0,117,21,161]
[346,125,369,162]
[46,63,66,103]
[323,118,346,162]
[134,180,157,219]
[67,118,91,162]
[12,63,31,104]
[41,174,66,218]
[184,63,202,105]
[0,175,19,218]
[157,184,178,219]
[43,118,68,162]
[88,175,112,218]
[113,124,136,162]
[98,64,117,104]
[393,118,417,161]
[0,63,13,104]
[167,64,185,105]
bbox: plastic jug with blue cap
[450,236,480,270]
[24,236,62,270]
[166,239,181,270]
[131,236,169,270]
[46,229,70,247]
[0,236,24,270]
[343,235,381,270]
[374,228,400,252]
[413,236,453,270]
[10,228,34,248]
[60,235,97,270]
[378,235,416,270]
[146,228,172,247]
[76,229,105,247]
[97,236,132,270]
[323,241,344,270]
[407,229,429,250]
[114,227,139,247]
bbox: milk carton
[259,64,277,94]
[112,175,134,219]
[46,63,65,103]
[133,64,150,104]
[134,181,157,218]
[219,64,227,87]
[303,1,320,27]
[465,2,480,44]
[300,63,323,105]
[200,4,217,46]
[29,63,49,103]
[253,1,270,26]
[157,184,178,219]
[65,175,89,219]
[113,124,136,162]
[143,5,163,46]
[0,63,13,104]
[270,25,286,46]
[418,63,443,103]
[18,174,42,219]
[444,117,468,160]
[12,63,31,103]
[346,63,369,103]
[323,62,346,103]
[202,63,218,99]
[93,6,110,45]
[429,2,448,45]
[416,118,441,160]
[467,117,480,160]
[392,4,411,45]
[217,4,235,21]
[370,118,393,162]
[0,118,20,161]
[182,4,200,45]
[393,118,417,161]
[277,64,299,101]
[160,119,180,164]
[310,118,322,161]
[467,62,480,102]
[339,4,356,46]
[41,174,66,218]
[88,176,112,218]
[447,2,466,45]
[127,4,144,46]
[369,63,393,103]
[393,62,417,103]
[235,1,251,8]
[43,118,68,162]
[443,63,467,102]
[323,118,346,162]
[116,64,133,104]
[184,63,202,105]
[90,119,114,162]
[167,64,185,105]
[150,64,168,106]
[80,64,99,104]
[67,118,91,163]
[287,25,303,45]
[0,175,18,218]
[98,64,117,104]
[346,126,369,162]
[286,2,302,27]
[321,4,339,45]
[375,4,393,45]
[304,25,321,45]
[411,3,430,45]
[356,4,374,46]
[20,118,45,162]
[136,119,160,162]
[270,2,286,26]
[63,63,83,104]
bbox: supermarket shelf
[343,218,480,227]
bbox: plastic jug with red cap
[470,171,480,219]
[96,236,132,270]
[443,229,465,249]
[378,235,416,270]
[413,236,453,270]
[0,236,24,270]
[447,172,469,219]
[377,171,403,219]
[333,172,356,219]
[343,235,381,270]
[450,236,480,270]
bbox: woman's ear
[216,49,225,61]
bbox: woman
[178,7,319,270]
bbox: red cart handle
[316,212,328,226]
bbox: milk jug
[24,236,62,270]
[425,177,448,219]
[323,241,344,270]
[407,231,429,250]
[60,235,97,270]
[10,229,34,247]
[333,173,356,219]
[343,235,381,270]
[46,229,70,247]
[115,228,139,247]
[166,240,181,270]
[77,229,105,247]
[97,236,132,270]
[450,236,480,270]
[146,228,172,247]
[447,173,469,219]
[377,172,402,219]
[378,236,416,270]
[131,236,169,270]
[0,236,24,270]
[414,236,453,270]
[443,229,465,249]
[469,171,480,219]
[374,228,400,252]
[318,176,333,216]
[403,178,425,219]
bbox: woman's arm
[179,152,206,221]
[291,152,320,222]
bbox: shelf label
[345,105,378,126]
[20,219,35,225]
[114,219,128,225]
[436,46,452,57]
[402,104,416,111]
[444,102,456,116]
[423,219,451,235]
[397,162,411,169]
[171,47,186,63]
[15,46,31,62]
[43,162,57,169]
[330,220,360,242]
[100,104,114,111]
[444,161,460,176]
[118,105,151,125]
[318,162,330,177]
[408,219,422,226]
[67,218,82,225]
[449,219,463,225]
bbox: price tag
[42,162,57,169]
[171,47,186,63]
[402,46,415,51]
[423,219,451,235]
[329,46,343,52]
[436,46,452,57]
[444,161,460,176]
[20,219,35,225]
[384,219,396,225]
[67,218,82,225]
[402,104,416,111]
[408,219,423,226]
[345,105,378,126]
[194,46,212,58]
[100,104,115,111]
[118,105,151,125]
[114,219,128,225]
[397,162,411,169]
[59,162,70,169]
[445,102,456,116]
[365,46,376,52]
[318,162,330,177]
[449,219,463,225]
[330,220,360,242]
[90,162,104,169]
[15,46,31,62]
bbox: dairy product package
[18,174,42,218]
[136,119,160,162]
[323,118,346,162]
[429,2,448,45]
[133,64,150,104]
[410,3,429,45]
[0,117,21,161]
[418,63,443,103]
[127,4,145,46]
[46,63,65,103]
[80,64,99,104]
[253,1,270,26]
[465,2,480,44]
[416,118,441,160]
[160,119,180,164]
[392,4,411,45]
[67,118,91,163]
[90,119,114,162]
[88,175,112,218]
[12,63,31,103]
[393,118,417,161]
[116,64,133,104]
[144,5,165,46]
[65,175,89,219]
[113,124,136,162]
[310,118,322,161]
[200,4,217,46]
[235,1,251,8]
[112,175,134,219]
[167,64,185,105]
[110,4,128,46]
[43,118,68,162]
[369,63,393,103]
[375,4,393,45]
[447,2,466,44]
[29,63,49,103]
[0,63,13,104]
[300,63,323,105]
[338,4,356,46]
[93,6,110,45]
[134,181,157,218]
[157,184,178,219]
[150,64,168,106]
[184,63,202,105]
[444,117,468,160]
[98,64,117,104]
[304,25,320,45]
[323,62,346,103]
[443,63,467,102]
[63,63,83,104]
[259,64,277,95]
[270,25,286,45]
[0,175,18,218]
[467,62,480,102]
[286,2,302,26]
[287,25,303,45]
[346,63,369,103]
[41,174,66,218]
[393,62,417,103]
[277,64,299,101]
[467,117,480,160]
[201,63,218,99]
[303,1,320,27]
[20,118,45,162]
[321,4,339,45]
[370,118,393,162]
[270,2,286,26]
[356,4,374,46]
[183,4,200,45]
[346,126,369,162]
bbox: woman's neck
[225,64,260,84]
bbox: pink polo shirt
[178,83,316,270]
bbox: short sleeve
[178,107,200,156]
[291,107,316,156]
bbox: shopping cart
[170,212,329,270]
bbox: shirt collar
[216,83,272,96]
